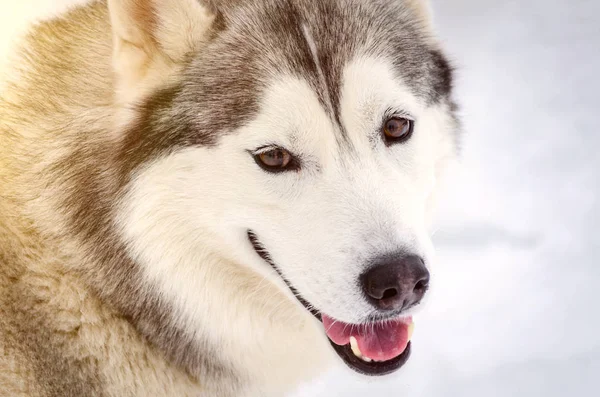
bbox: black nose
[360,254,430,312]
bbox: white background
[2,1,598,396]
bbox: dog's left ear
[108,0,218,102]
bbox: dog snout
[360,254,430,312]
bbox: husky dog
[0,0,459,395]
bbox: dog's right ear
[108,0,218,102]
[404,0,435,33]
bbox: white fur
[117,55,455,393]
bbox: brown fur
[0,2,210,396]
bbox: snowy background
[2,1,598,396]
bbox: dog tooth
[408,322,415,341]
[349,336,362,358]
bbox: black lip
[248,230,412,376]
[247,231,320,319]
[329,340,412,376]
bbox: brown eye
[383,117,414,144]
[255,148,297,173]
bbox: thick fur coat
[0,1,459,396]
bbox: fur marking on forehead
[300,23,349,145]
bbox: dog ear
[108,0,217,102]
[404,0,435,32]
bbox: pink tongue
[322,315,412,362]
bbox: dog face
[114,0,459,382]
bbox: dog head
[108,0,459,388]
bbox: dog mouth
[247,231,413,376]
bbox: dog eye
[254,148,297,173]
[383,117,414,145]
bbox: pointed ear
[404,0,435,32]
[108,0,217,101]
